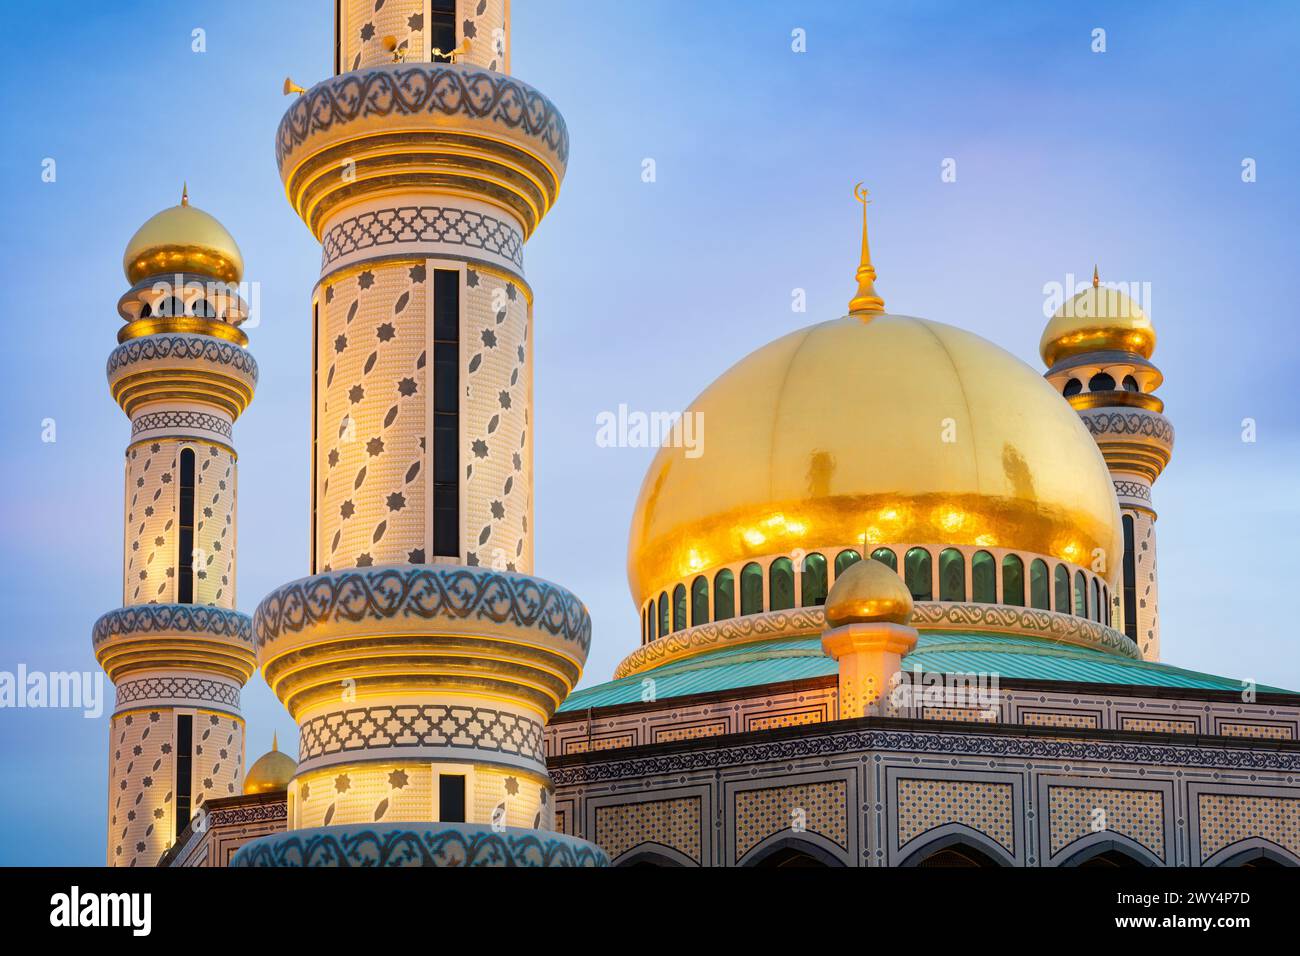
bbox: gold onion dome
[1039,266,1155,366]
[243,734,295,795]
[122,185,244,284]
[824,556,914,627]
[627,192,1122,607]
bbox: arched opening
[178,447,196,604]
[753,847,829,867]
[1029,558,1050,609]
[904,547,932,601]
[769,557,795,611]
[870,547,897,571]
[801,552,828,606]
[672,583,687,632]
[1074,570,1088,617]
[657,592,669,638]
[1002,554,1025,606]
[971,550,996,603]
[1088,371,1116,392]
[713,568,735,621]
[691,575,709,626]
[938,548,965,601]
[1077,849,1146,868]
[1090,577,1101,622]
[1063,377,1082,397]
[834,549,861,578]
[740,834,846,868]
[740,562,763,615]
[1122,514,1138,640]
[1122,374,1140,392]
[914,844,1004,867]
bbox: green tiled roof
[557,632,1297,712]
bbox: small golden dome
[1040,267,1154,366]
[243,734,294,795]
[122,187,243,284]
[824,557,914,627]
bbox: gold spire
[848,184,885,317]
[272,730,278,752]
[181,182,189,207]
[1092,264,1099,288]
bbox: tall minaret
[93,190,258,865]
[1040,268,1172,660]
[239,2,602,866]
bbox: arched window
[1122,375,1140,392]
[1122,514,1137,641]
[904,548,932,601]
[871,548,898,571]
[740,563,763,615]
[1002,554,1025,606]
[1074,570,1088,617]
[691,576,709,626]
[834,549,861,578]
[938,548,965,601]
[178,447,195,604]
[801,552,828,606]
[190,298,216,318]
[714,568,735,621]
[1063,378,1082,397]
[158,295,186,317]
[1091,578,1101,622]
[139,301,153,318]
[672,584,687,632]
[1101,584,1109,626]
[1029,559,1050,609]
[971,550,996,603]
[642,606,648,643]
[658,592,669,638]
[1088,372,1115,392]
[1054,564,1070,612]
[769,557,795,611]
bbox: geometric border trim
[93,604,253,647]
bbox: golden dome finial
[848,184,885,318]
[271,730,278,752]
[1092,264,1099,288]
[181,182,189,207]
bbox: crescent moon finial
[853,182,870,204]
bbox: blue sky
[0,1,1297,864]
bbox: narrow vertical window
[1030,559,1050,609]
[178,448,195,604]
[769,557,795,610]
[713,569,735,620]
[672,584,686,632]
[971,550,996,603]
[433,269,460,557]
[1074,570,1088,617]
[1122,514,1137,641]
[431,0,457,58]
[904,548,932,601]
[938,548,965,601]
[658,592,669,638]
[1091,578,1101,622]
[834,549,861,578]
[1054,564,1070,613]
[801,552,828,606]
[740,562,763,615]
[438,774,466,823]
[691,576,709,626]
[310,302,319,573]
[175,714,193,839]
[870,548,898,571]
[1002,554,1025,606]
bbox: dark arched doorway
[753,846,829,867]
[914,843,1003,867]
[1077,848,1146,868]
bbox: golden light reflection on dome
[122,186,244,284]
[824,556,914,627]
[1039,266,1155,366]
[243,733,295,795]
[627,313,1123,608]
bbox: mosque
[91,1,1299,868]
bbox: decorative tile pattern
[654,722,727,744]
[735,781,848,858]
[1048,785,1165,860]
[746,708,826,732]
[896,779,1013,852]
[322,206,523,269]
[93,604,253,647]
[1198,793,1300,862]
[1218,722,1294,741]
[563,734,635,755]
[108,710,174,867]
[115,677,239,709]
[595,797,701,864]
[132,410,232,439]
[298,703,544,763]
[1121,716,1197,735]
[1023,711,1098,730]
[923,706,998,723]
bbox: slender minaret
[1040,268,1172,660]
[240,2,602,865]
[93,190,258,865]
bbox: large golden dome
[1040,269,1154,366]
[627,312,1123,607]
[122,188,244,284]
[243,736,295,795]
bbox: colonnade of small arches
[640,545,1115,645]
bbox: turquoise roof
[558,632,1297,712]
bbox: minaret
[93,190,258,865]
[239,1,602,866]
[1040,268,1172,660]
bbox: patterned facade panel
[1128,509,1160,660]
[322,201,523,273]
[192,713,245,804]
[298,703,545,766]
[1216,721,1295,741]
[923,706,999,724]
[734,780,848,861]
[1047,785,1166,861]
[1120,715,1198,735]
[115,675,240,712]
[594,796,702,865]
[1196,792,1300,863]
[1022,710,1099,730]
[462,268,531,573]
[896,778,1014,853]
[563,733,635,755]
[338,0,427,73]
[315,264,428,570]
[296,762,434,829]
[654,721,727,744]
